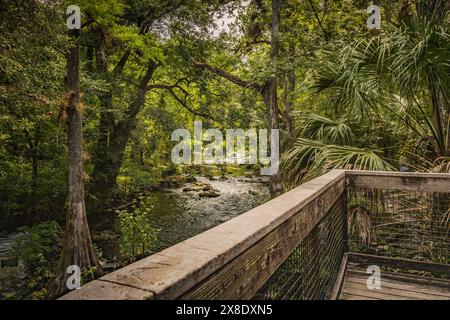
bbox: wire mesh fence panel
[254,195,347,300]
[347,187,450,265]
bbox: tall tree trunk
[50,29,103,298]
[266,0,283,196]
[283,65,295,136]
[30,144,38,217]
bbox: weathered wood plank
[59,279,153,300]
[345,272,450,298]
[340,293,379,300]
[346,268,450,291]
[343,279,449,300]
[345,170,450,192]
[330,253,348,300]
[340,264,450,300]
[342,282,423,300]
[348,253,450,276]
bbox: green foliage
[81,266,99,284]
[283,112,394,185]
[0,0,67,228]
[2,292,16,300]
[283,137,393,185]
[282,1,450,186]
[117,162,160,195]
[308,10,450,174]
[31,288,48,300]
[13,221,60,271]
[117,201,158,261]
[27,254,53,300]
[296,113,355,145]
[92,244,106,264]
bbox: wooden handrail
[61,169,346,300]
[345,170,450,192]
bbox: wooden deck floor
[339,264,450,300]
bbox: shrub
[117,201,158,261]
[12,221,60,272]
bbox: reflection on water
[143,176,270,253]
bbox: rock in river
[199,189,220,198]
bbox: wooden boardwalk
[60,171,450,300]
[340,264,450,300]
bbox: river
[140,175,270,253]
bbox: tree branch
[191,58,262,91]
[307,0,331,41]
[146,77,188,91]
[147,78,216,121]
[168,88,216,121]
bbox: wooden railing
[61,169,346,299]
[61,170,449,300]
[346,170,450,271]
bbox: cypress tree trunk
[50,29,102,298]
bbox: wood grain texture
[345,170,450,192]
[339,265,450,300]
[348,253,450,276]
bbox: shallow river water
[143,176,270,253]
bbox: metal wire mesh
[254,195,347,300]
[347,188,450,265]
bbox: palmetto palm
[283,113,393,185]
[284,5,450,185]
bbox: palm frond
[282,138,393,185]
[348,205,374,246]
[294,113,354,145]
[309,13,450,164]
